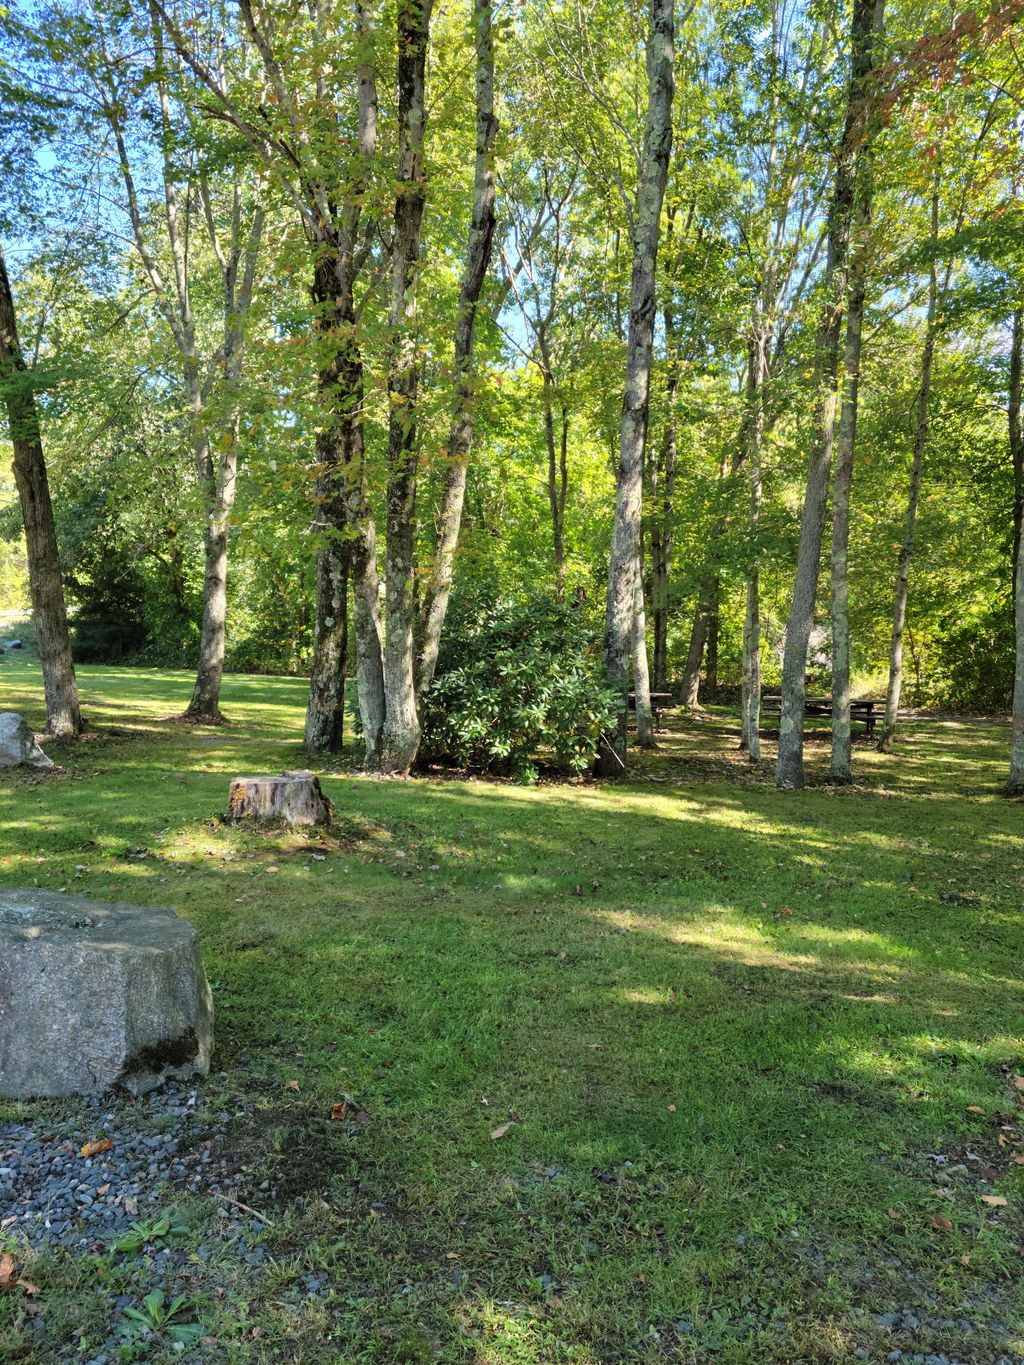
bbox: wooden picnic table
[628,691,676,727]
[760,695,879,737]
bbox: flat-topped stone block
[0,889,214,1098]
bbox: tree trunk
[226,770,333,825]
[776,0,884,790]
[0,240,81,738]
[1006,308,1024,791]
[652,209,681,693]
[305,254,358,754]
[632,552,656,747]
[829,140,875,783]
[379,0,433,776]
[741,328,767,763]
[415,0,498,704]
[1011,508,1024,792]
[704,577,720,698]
[596,0,674,776]
[650,402,677,691]
[879,181,940,754]
[185,202,264,722]
[304,12,385,760]
[542,374,568,600]
[1010,308,1022,601]
[188,510,232,721]
[681,595,708,707]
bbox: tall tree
[596,0,674,773]
[68,0,266,722]
[775,0,885,790]
[415,0,498,699]
[1010,310,1024,792]
[1010,307,1023,598]
[0,239,81,736]
[829,50,880,783]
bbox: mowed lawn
[1,656,1023,1363]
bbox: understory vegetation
[1,659,1021,1363]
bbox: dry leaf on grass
[0,1253,39,1296]
[1013,1075,1024,1092]
[330,1101,348,1122]
[80,1139,113,1158]
[490,1122,514,1141]
[284,1080,300,1092]
[931,1214,954,1233]
[981,1195,1008,1207]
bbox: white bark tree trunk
[879,178,941,753]
[595,0,674,776]
[776,0,885,790]
[741,329,767,764]
[413,0,498,703]
[632,551,656,747]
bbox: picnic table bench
[760,695,879,737]
[629,691,676,728]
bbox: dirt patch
[212,1092,366,1202]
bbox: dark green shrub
[931,601,1014,712]
[418,594,620,782]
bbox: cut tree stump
[226,771,332,826]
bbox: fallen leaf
[266,866,279,874]
[97,1183,110,1197]
[1014,1075,1024,1092]
[931,1214,954,1233]
[80,1139,113,1158]
[1013,1155,1024,1166]
[667,1104,677,1113]
[777,905,793,916]
[330,1101,348,1122]
[284,1079,300,1092]
[446,1251,459,1260]
[887,1208,902,1221]
[966,1106,986,1115]
[0,1254,37,1297]
[981,1195,1008,1207]
[490,1122,514,1141]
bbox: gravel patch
[0,1081,268,1253]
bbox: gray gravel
[1,1081,262,1252]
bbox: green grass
[1,656,1023,1362]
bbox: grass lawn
[1,656,1023,1363]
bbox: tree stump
[226,771,332,826]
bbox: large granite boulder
[0,890,214,1098]
[0,712,52,768]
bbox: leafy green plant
[418,594,620,782]
[113,1211,190,1254]
[121,1289,203,1346]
